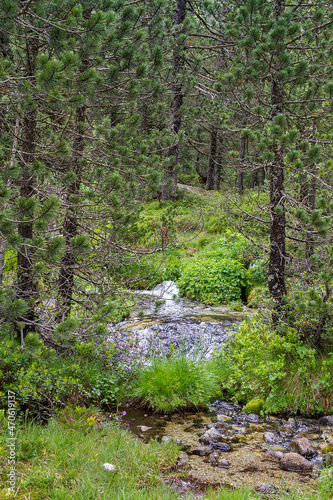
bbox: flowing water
[109,282,333,495]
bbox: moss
[243,398,265,415]
[322,444,333,453]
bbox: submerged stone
[199,427,223,444]
[212,442,232,452]
[264,432,279,444]
[289,437,315,457]
[279,453,313,472]
[188,446,211,457]
[319,416,333,426]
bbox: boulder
[289,437,315,457]
[279,453,313,472]
[319,416,333,426]
[199,427,222,444]
[243,398,264,415]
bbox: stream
[109,281,333,496]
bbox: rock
[322,444,333,453]
[199,427,222,444]
[245,413,261,423]
[103,463,116,472]
[218,458,230,468]
[187,446,211,457]
[138,425,152,432]
[264,451,283,462]
[255,483,277,494]
[208,452,220,466]
[212,442,232,452]
[243,398,265,415]
[319,416,333,426]
[231,425,246,434]
[279,453,313,472]
[161,436,175,444]
[264,432,279,444]
[286,418,297,429]
[289,437,315,457]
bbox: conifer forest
[1,1,333,499]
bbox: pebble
[255,483,277,494]
[103,463,116,472]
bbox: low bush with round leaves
[177,257,247,305]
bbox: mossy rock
[322,444,333,454]
[243,398,265,415]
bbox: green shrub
[133,355,220,412]
[177,257,247,305]
[219,312,333,415]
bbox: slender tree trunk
[0,237,5,286]
[16,35,38,339]
[300,174,316,262]
[214,132,222,191]
[268,0,287,311]
[58,106,85,319]
[206,127,217,190]
[238,135,246,195]
[140,101,147,135]
[161,0,187,200]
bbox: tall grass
[133,355,220,412]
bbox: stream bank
[109,281,333,496]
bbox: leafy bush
[177,257,247,305]
[217,312,333,415]
[133,355,220,412]
[0,333,141,418]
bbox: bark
[58,106,85,319]
[268,0,287,311]
[206,128,217,190]
[161,0,187,200]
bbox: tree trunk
[238,135,246,195]
[214,132,222,191]
[16,35,38,339]
[161,0,187,200]
[268,0,287,311]
[58,106,85,319]
[206,128,217,190]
